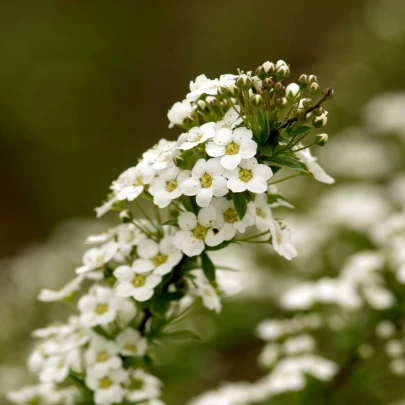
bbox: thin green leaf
[262,157,308,172]
[201,251,216,282]
[288,124,313,136]
[233,193,247,219]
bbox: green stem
[268,172,303,185]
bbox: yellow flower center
[133,177,143,187]
[200,173,213,188]
[225,142,240,155]
[124,343,138,353]
[166,180,178,192]
[192,225,208,240]
[98,377,113,389]
[223,208,239,223]
[152,254,168,267]
[256,208,266,218]
[57,359,65,369]
[94,303,109,315]
[128,377,144,390]
[239,168,253,183]
[96,351,110,363]
[189,132,203,142]
[132,274,146,288]
[275,231,283,244]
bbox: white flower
[143,139,178,171]
[189,270,222,313]
[225,158,272,193]
[206,127,257,170]
[180,158,228,207]
[149,166,190,208]
[295,148,334,184]
[187,74,236,102]
[84,336,122,374]
[38,275,85,302]
[114,263,162,302]
[125,369,162,402]
[85,368,128,405]
[116,328,148,357]
[167,99,196,128]
[76,241,117,275]
[212,197,254,240]
[78,286,135,327]
[177,122,215,150]
[111,161,155,201]
[39,349,81,383]
[248,194,274,231]
[214,106,243,130]
[268,220,297,261]
[173,206,225,256]
[95,195,118,218]
[113,223,145,262]
[133,237,183,276]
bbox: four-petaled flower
[225,158,273,193]
[173,206,225,256]
[180,158,228,207]
[206,127,257,170]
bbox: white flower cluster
[188,314,337,405]
[10,60,334,405]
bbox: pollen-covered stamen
[225,142,240,155]
[200,173,213,188]
[57,360,65,369]
[256,208,266,218]
[96,351,110,363]
[165,179,178,192]
[193,225,208,240]
[223,208,239,223]
[152,254,168,266]
[132,274,146,288]
[94,303,109,315]
[239,168,253,182]
[98,377,113,389]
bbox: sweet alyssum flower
[206,127,257,170]
[10,60,335,405]
[180,158,228,207]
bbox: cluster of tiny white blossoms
[8,60,334,405]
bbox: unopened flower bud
[236,74,253,90]
[274,82,285,94]
[276,61,290,80]
[276,97,287,107]
[315,133,329,146]
[119,210,133,223]
[173,155,186,168]
[250,94,263,107]
[262,61,275,76]
[285,83,300,99]
[228,84,241,96]
[298,74,308,88]
[309,82,321,95]
[218,85,230,97]
[299,98,312,109]
[262,77,275,89]
[183,115,195,126]
[206,96,218,106]
[293,108,305,119]
[255,66,265,80]
[197,100,207,110]
[313,112,328,127]
[308,75,318,83]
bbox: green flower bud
[206,96,218,106]
[236,74,253,90]
[262,61,275,76]
[313,112,328,128]
[276,97,287,108]
[309,82,321,95]
[293,108,305,119]
[228,84,241,96]
[298,74,308,89]
[274,82,285,94]
[250,94,263,107]
[119,210,133,223]
[262,77,274,89]
[255,66,266,80]
[173,155,186,168]
[218,85,230,97]
[315,133,329,146]
[302,98,313,109]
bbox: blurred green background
[2,0,405,404]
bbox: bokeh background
[1,0,405,403]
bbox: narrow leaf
[262,157,308,172]
[233,192,247,219]
[289,124,313,136]
[201,251,216,282]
